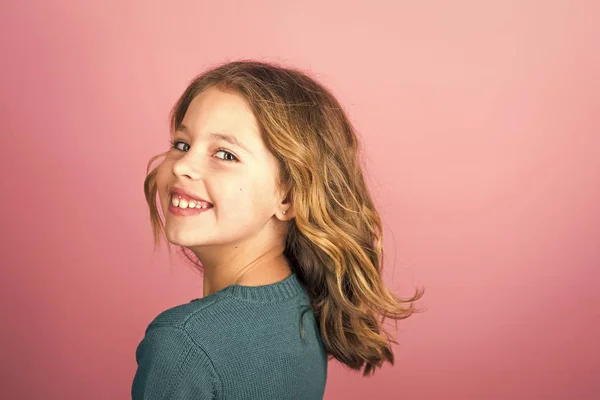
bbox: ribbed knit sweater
[131,272,328,399]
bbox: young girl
[132,60,425,399]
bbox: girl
[133,60,425,399]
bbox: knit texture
[132,272,328,399]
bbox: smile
[168,197,213,216]
[171,195,212,209]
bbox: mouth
[168,193,213,217]
[168,186,213,216]
[169,186,213,205]
[168,200,213,216]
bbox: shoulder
[132,321,223,399]
[143,293,256,351]
[147,290,307,332]
[146,291,313,346]
[145,294,223,332]
[133,293,324,398]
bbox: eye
[169,140,188,152]
[215,148,239,162]
[169,140,238,162]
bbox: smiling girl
[133,60,425,399]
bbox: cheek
[226,184,256,208]
[247,180,278,213]
[220,179,274,215]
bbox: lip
[169,186,213,205]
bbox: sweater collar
[193,272,306,303]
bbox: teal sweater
[132,272,328,399]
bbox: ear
[280,203,295,220]
[277,189,295,220]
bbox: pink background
[1,0,599,399]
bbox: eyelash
[169,140,239,162]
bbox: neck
[198,243,293,296]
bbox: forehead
[179,87,260,144]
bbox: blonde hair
[143,60,425,376]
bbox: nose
[172,150,203,180]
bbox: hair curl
[143,60,425,376]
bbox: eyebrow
[178,124,251,154]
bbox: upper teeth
[171,195,211,209]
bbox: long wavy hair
[143,60,425,376]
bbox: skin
[156,86,295,296]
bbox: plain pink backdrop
[1,0,598,399]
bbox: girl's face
[156,86,285,250]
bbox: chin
[164,228,196,246]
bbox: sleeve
[131,325,222,400]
